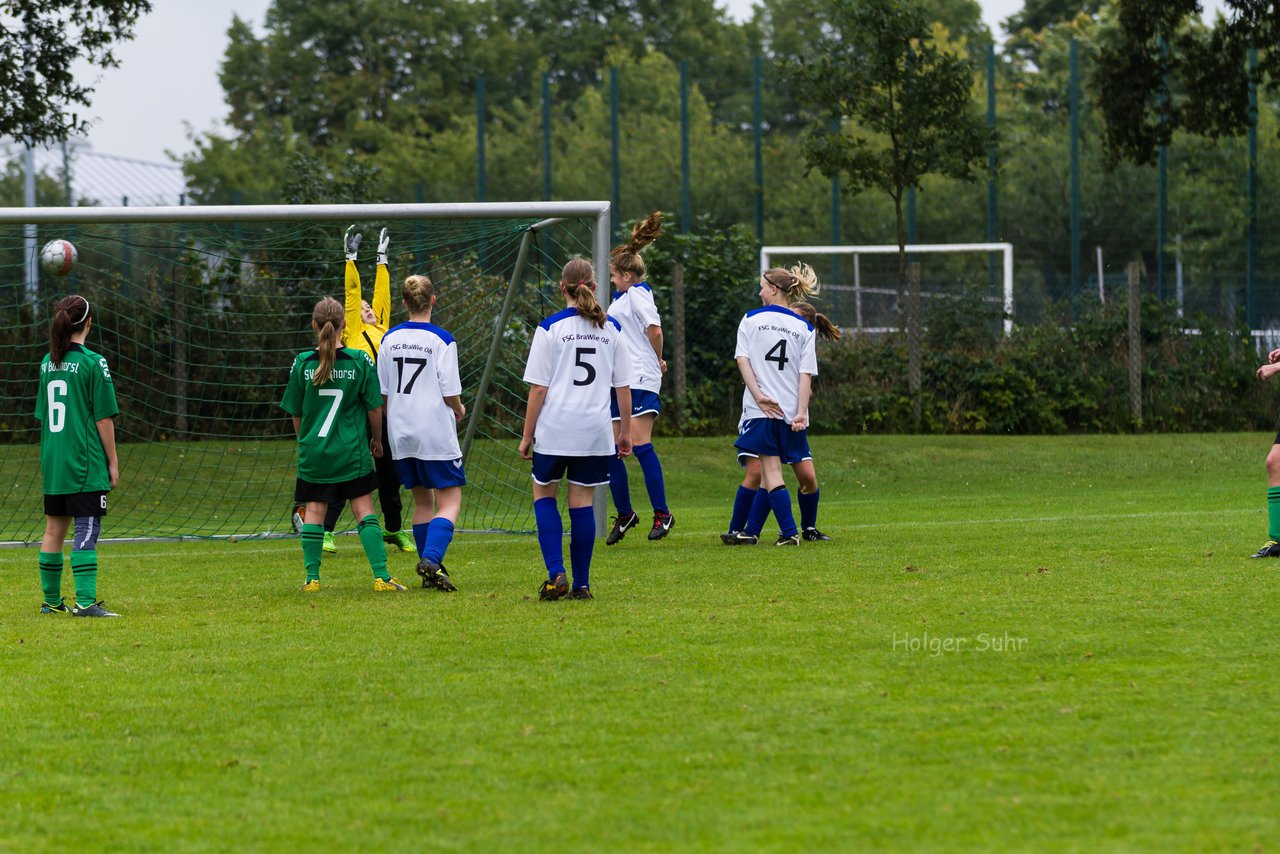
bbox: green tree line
[159,0,1280,327]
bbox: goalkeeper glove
[344,225,361,261]
[377,227,390,267]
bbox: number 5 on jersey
[573,347,597,386]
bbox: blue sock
[568,506,595,590]
[534,497,565,579]
[609,453,632,516]
[798,489,819,531]
[412,522,430,557]
[634,443,668,514]
[729,485,755,532]
[768,486,799,538]
[424,518,455,564]
[744,488,771,536]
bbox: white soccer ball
[40,239,78,277]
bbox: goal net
[0,202,611,544]
[760,243,1014,336]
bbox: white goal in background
[760,243,1014,337]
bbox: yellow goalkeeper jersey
[342,259,390,360]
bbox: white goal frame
[0,200,615,541]
[761,242,1015,336]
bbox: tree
[1095,0,1276,165]
[0,0,151,146]
[1005,0,1103,35]
[783,0,988,426]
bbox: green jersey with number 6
[34,343,119,495]
[280,347,382,483]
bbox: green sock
[39,551,64,607]
[301,523,324,582]
[1267,487,1280,541]
[70,550,98,609]
[358,515,389,580]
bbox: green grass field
[2,434,1277,851]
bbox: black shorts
[294,472,377,505]
[45,491,108,518]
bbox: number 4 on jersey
[765,339,788,371]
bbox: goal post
[0,201,612,544]
[761,242,1015,336]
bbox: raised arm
[372,228,392,328]
[342,226,363,346]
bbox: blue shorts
[532,452,612,487]
[737,435,814,468]
[610,388,662,420]
[734,418,811,463]
[395,457,467,490]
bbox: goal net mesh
[0,213,595,543]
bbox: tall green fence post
[831,117,842,283]
[610,67,621,244]
[753,56,764,245]
[476,74,487,202]
[542,73,552,202]
[680,60,691,232]
[987,44,999,291]
[1069,37,1081,315]
[415,183,425,271]
[1157,38,1169,301]
[1248,46,1258,330]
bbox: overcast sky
[72,0,1225,166]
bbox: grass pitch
[1,434,1277,851]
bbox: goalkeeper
[297,228,413,554]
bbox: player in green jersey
[34,295,120,617]
[281,296,407,592]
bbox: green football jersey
[34,343,119,495]
[281,347,382,483]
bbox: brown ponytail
[49,294,91,366]
[311,296,344,386]
[560,257,607,329]
[790,301,841,341]
[610,211,662,281]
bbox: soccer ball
[40,239,78,277]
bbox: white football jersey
[523,308,637,457]
[377,321,463,460]
[735,305,818,422]
[609,282,663,394]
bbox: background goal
[761,243,1014,336]
[0,202,611,544]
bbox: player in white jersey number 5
[520,257,637,601]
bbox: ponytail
[311,296,344,386]
[610,211,662,280]
[560,257,607,328]
[49,294,91,367]
[790,301,841,341]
